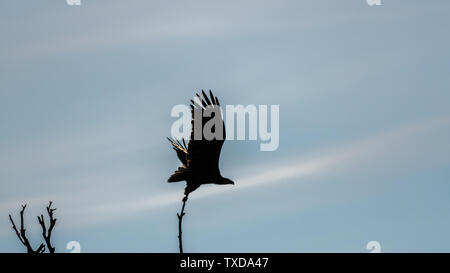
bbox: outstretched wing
[187,90,225,170]
[167,137,188,166]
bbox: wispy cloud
[1,114,448,235]
[4,0,419,62]
[50,114,450,229]
[1,1,282,61]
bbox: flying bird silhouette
[167,90,234,197]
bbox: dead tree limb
[177,194,189,253]
[8,204,45,254]
[37,201,57,253]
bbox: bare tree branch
[8,214,24,245]
[8,204,46,254]
[37,201,57,253]
[177,194,189,253]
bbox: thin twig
[9,204,46,254]
[177,194,189,253]
[37,201,57,253]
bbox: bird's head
[218,177,235,185]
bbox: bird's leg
[177,194,189,253]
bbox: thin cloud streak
[66,114,450,227]
[1,0,395,62]
[1,114,448,233]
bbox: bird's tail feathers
[168,167,191,182]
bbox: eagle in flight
[167,90,234,197]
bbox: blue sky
[0,0,450,252]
